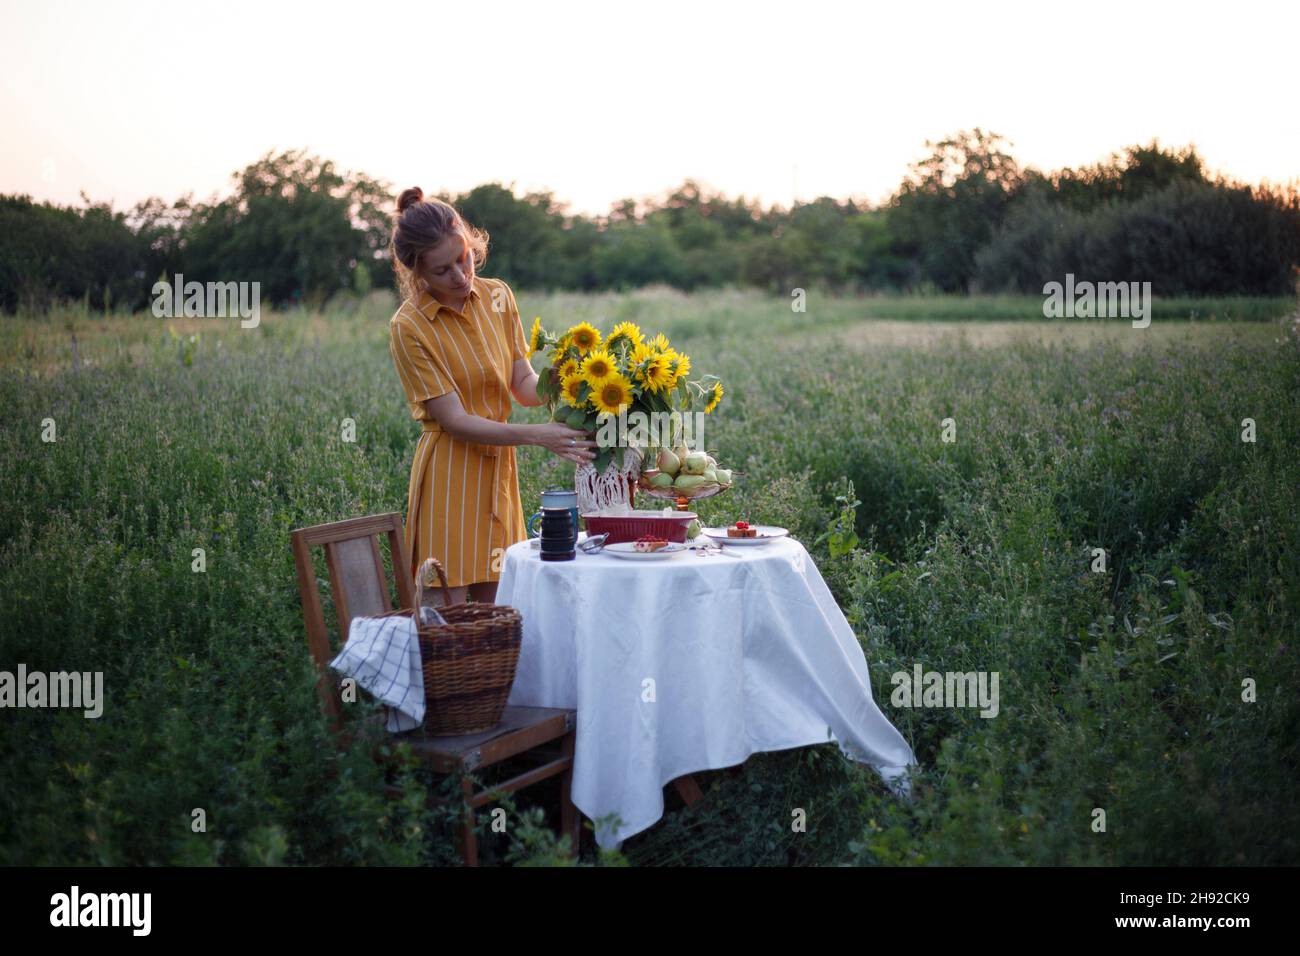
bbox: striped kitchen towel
[329,611,429,732]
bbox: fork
[695,540,741,558]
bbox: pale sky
[2,0,1297,217]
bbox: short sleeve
[500,281,529,362]
[390,316,455,410]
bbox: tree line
[2,130,1297,312]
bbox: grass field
[2,288,1298,865]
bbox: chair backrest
[290,512,415,723]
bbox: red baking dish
[582,510,697,544]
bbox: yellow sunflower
[560,371,588,407]
[590,373,634,416]
[557,357,580,380]
[655,347,676,384]
[566,322,602,354]
[630,341,655,366]
[650,332,671,353]
[636,352,674,394]
[551,334,572,365]
[526,316,544,359]
[704,381,724,414]
[580,349,617,388]
[663,348,690,388]
[606,321,644,352]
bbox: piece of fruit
[674,474,708,491]
[714,468,732,486]
[686,518,702,539]
[657,447,681,476]
[681,451,709,475]
[648,472,674,489]
[701,468,717,483]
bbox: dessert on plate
[633,534,671,553]
[727,520,758,538]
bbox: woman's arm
[424,392,597,464]
[510,357,545,407]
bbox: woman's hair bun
[397,187,424,213]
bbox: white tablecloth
[497,533,916,849]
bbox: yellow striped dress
[388,276,531,588]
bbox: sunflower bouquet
[527,317,725,479]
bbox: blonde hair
[389,187,489,301]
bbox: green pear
[657,447,681,476]
[682,451,709,475]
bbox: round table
[496,532,915,848]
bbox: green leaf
[566,407,587,430]
[614,445,625,470]
[593,447,613,474]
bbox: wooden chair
[290,512,580,866]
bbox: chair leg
[559,729,579,857]
[672,774,704,806]
[459,776,478,867]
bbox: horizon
[2,135,1291,221]
[2,0,1297,217]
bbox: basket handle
[414,556,452,610]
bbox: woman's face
[417,231,474,301]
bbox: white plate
[701,525,789,546]
[602,541,689,560]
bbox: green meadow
[2,289,1297,865]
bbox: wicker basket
[380,557,523,736]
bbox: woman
[388,187,597,603]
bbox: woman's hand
[422,392,597,461]
[534,423,599,463]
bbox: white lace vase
[575,446,643,515]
